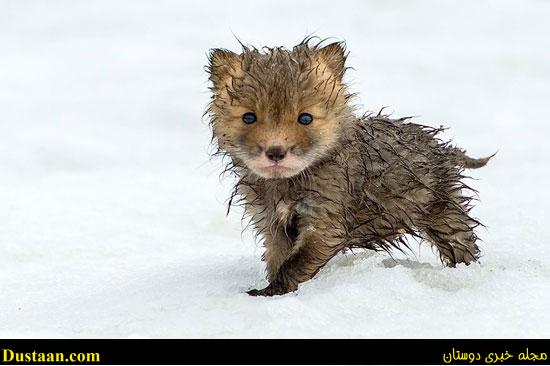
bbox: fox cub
[206,38,492,296]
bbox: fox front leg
[248,231,344,296]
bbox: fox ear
[207,49,242,90]
[315,42,347,80]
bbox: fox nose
[265,146,286,162]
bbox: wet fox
[206,38,493,296]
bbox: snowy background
[1,0,549,338]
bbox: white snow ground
[1,0,549,338]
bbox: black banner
[0,339,548,365]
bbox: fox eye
[298,113,313,125]
[242,112,257,124]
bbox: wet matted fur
[206,38,493,296]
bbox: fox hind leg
[419,193,481,266]
[423,223,480,266]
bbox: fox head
[207,39,355,179]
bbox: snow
[1,0,549,338]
